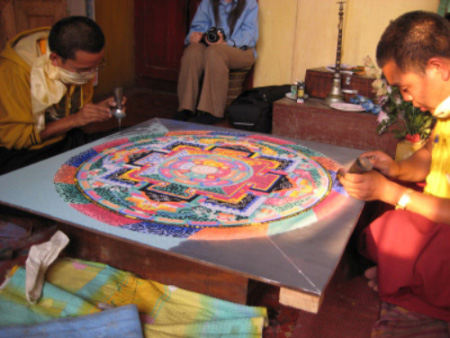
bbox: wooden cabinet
[134,0,201,84]
[0,0,67,49]
[272,98,398,157]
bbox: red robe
[361,209,450,321]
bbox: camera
[202,27,226,44]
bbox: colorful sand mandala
[54,131,347,240]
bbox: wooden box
[305,67,376,101]
[273,97,398,157]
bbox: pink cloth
[361,209,450,321]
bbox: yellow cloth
[0,258,268,338]
[0,28,94,150]
[15,31,67,134]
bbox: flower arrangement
[351,56,434,142]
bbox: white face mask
[58,67,95,85]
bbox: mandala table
[0,118,365,313]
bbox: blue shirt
[185,0,259,57]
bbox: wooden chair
[226,66,252,107]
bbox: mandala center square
[192,165,218,175]
[159,154,253,188]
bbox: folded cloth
[371,302,450,338]
[0,258,267,338]
[25,230,69,304]
[0,304,143,338]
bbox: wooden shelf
[273,97,398,157]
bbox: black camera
[202,27,226,44]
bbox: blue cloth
[0,304,143,338]
[185,0,259,54]
[350,94,381,114]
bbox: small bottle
[296,81,305,104]
[290,81,298,99]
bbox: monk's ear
[49,52,60,66]
[426,57,450,81]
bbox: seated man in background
[339,11,450,325]
[0,16,123,175]
[174,0,258,125]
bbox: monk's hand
[102,95,126,110]
[362,150,397,177]
[72,102,112,127]
[339,169,389,201]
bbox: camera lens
[206,28,219,43]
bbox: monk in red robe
[339,11,450,323]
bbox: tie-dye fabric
[0,258,267,338]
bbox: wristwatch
[395,189,413,210]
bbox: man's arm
[340,167,450,224]
[338,127,450,224]
[185,0,211,45]
[0,66,39,149]
[339,132,450,224]
[0,64,116,148]
[39,97,114,141]
[386,135,433,182]
[227,0,259,49]
[360,135,433,183]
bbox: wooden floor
[0,87,381,337]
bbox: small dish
[330,102,366,112]
[285,92,296,100]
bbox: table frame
[0,118,365,313]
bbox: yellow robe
[0,27,94,150]
[424,118,450,198]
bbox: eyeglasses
[61,57,107,75]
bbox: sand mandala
[54,130,346,240]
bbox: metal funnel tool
[113,87,123,109]
[111,87,126,120]
[348,156,374,174]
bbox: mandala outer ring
[54,131,345,240]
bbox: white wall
[254,0,440,86]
